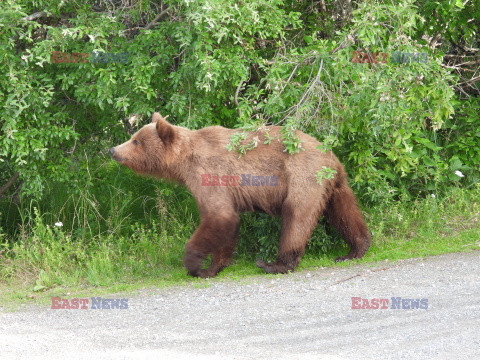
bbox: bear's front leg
[183,212,240,278]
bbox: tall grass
[0,156,198,287]
[0,155,479,292]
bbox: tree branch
[145,7,170,30]
[234,67,250,118]
[0,172,19,197]
[22,11,47,22]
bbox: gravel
[1,251,479,359]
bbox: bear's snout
[109,147,125,163]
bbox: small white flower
[55,222,63,227]
[431,194,435,198]
[455,170,464,178]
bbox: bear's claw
[255,259,268,270]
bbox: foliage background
[0,0,479,285]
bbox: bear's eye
[133,139,138,146]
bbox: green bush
[0,0,479,285]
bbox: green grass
[1,165,479,310]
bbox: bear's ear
[151,112,166,123]
[155,114,175,145]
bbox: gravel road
[1,251,479,360]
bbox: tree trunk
[0,172,20,197]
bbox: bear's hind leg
[183,212,239,278]
[256,201,320,274]
[324,182,371,262]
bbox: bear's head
[109,113,177,176]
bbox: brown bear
[110,113,370,278]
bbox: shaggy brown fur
[110,113,370,278]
